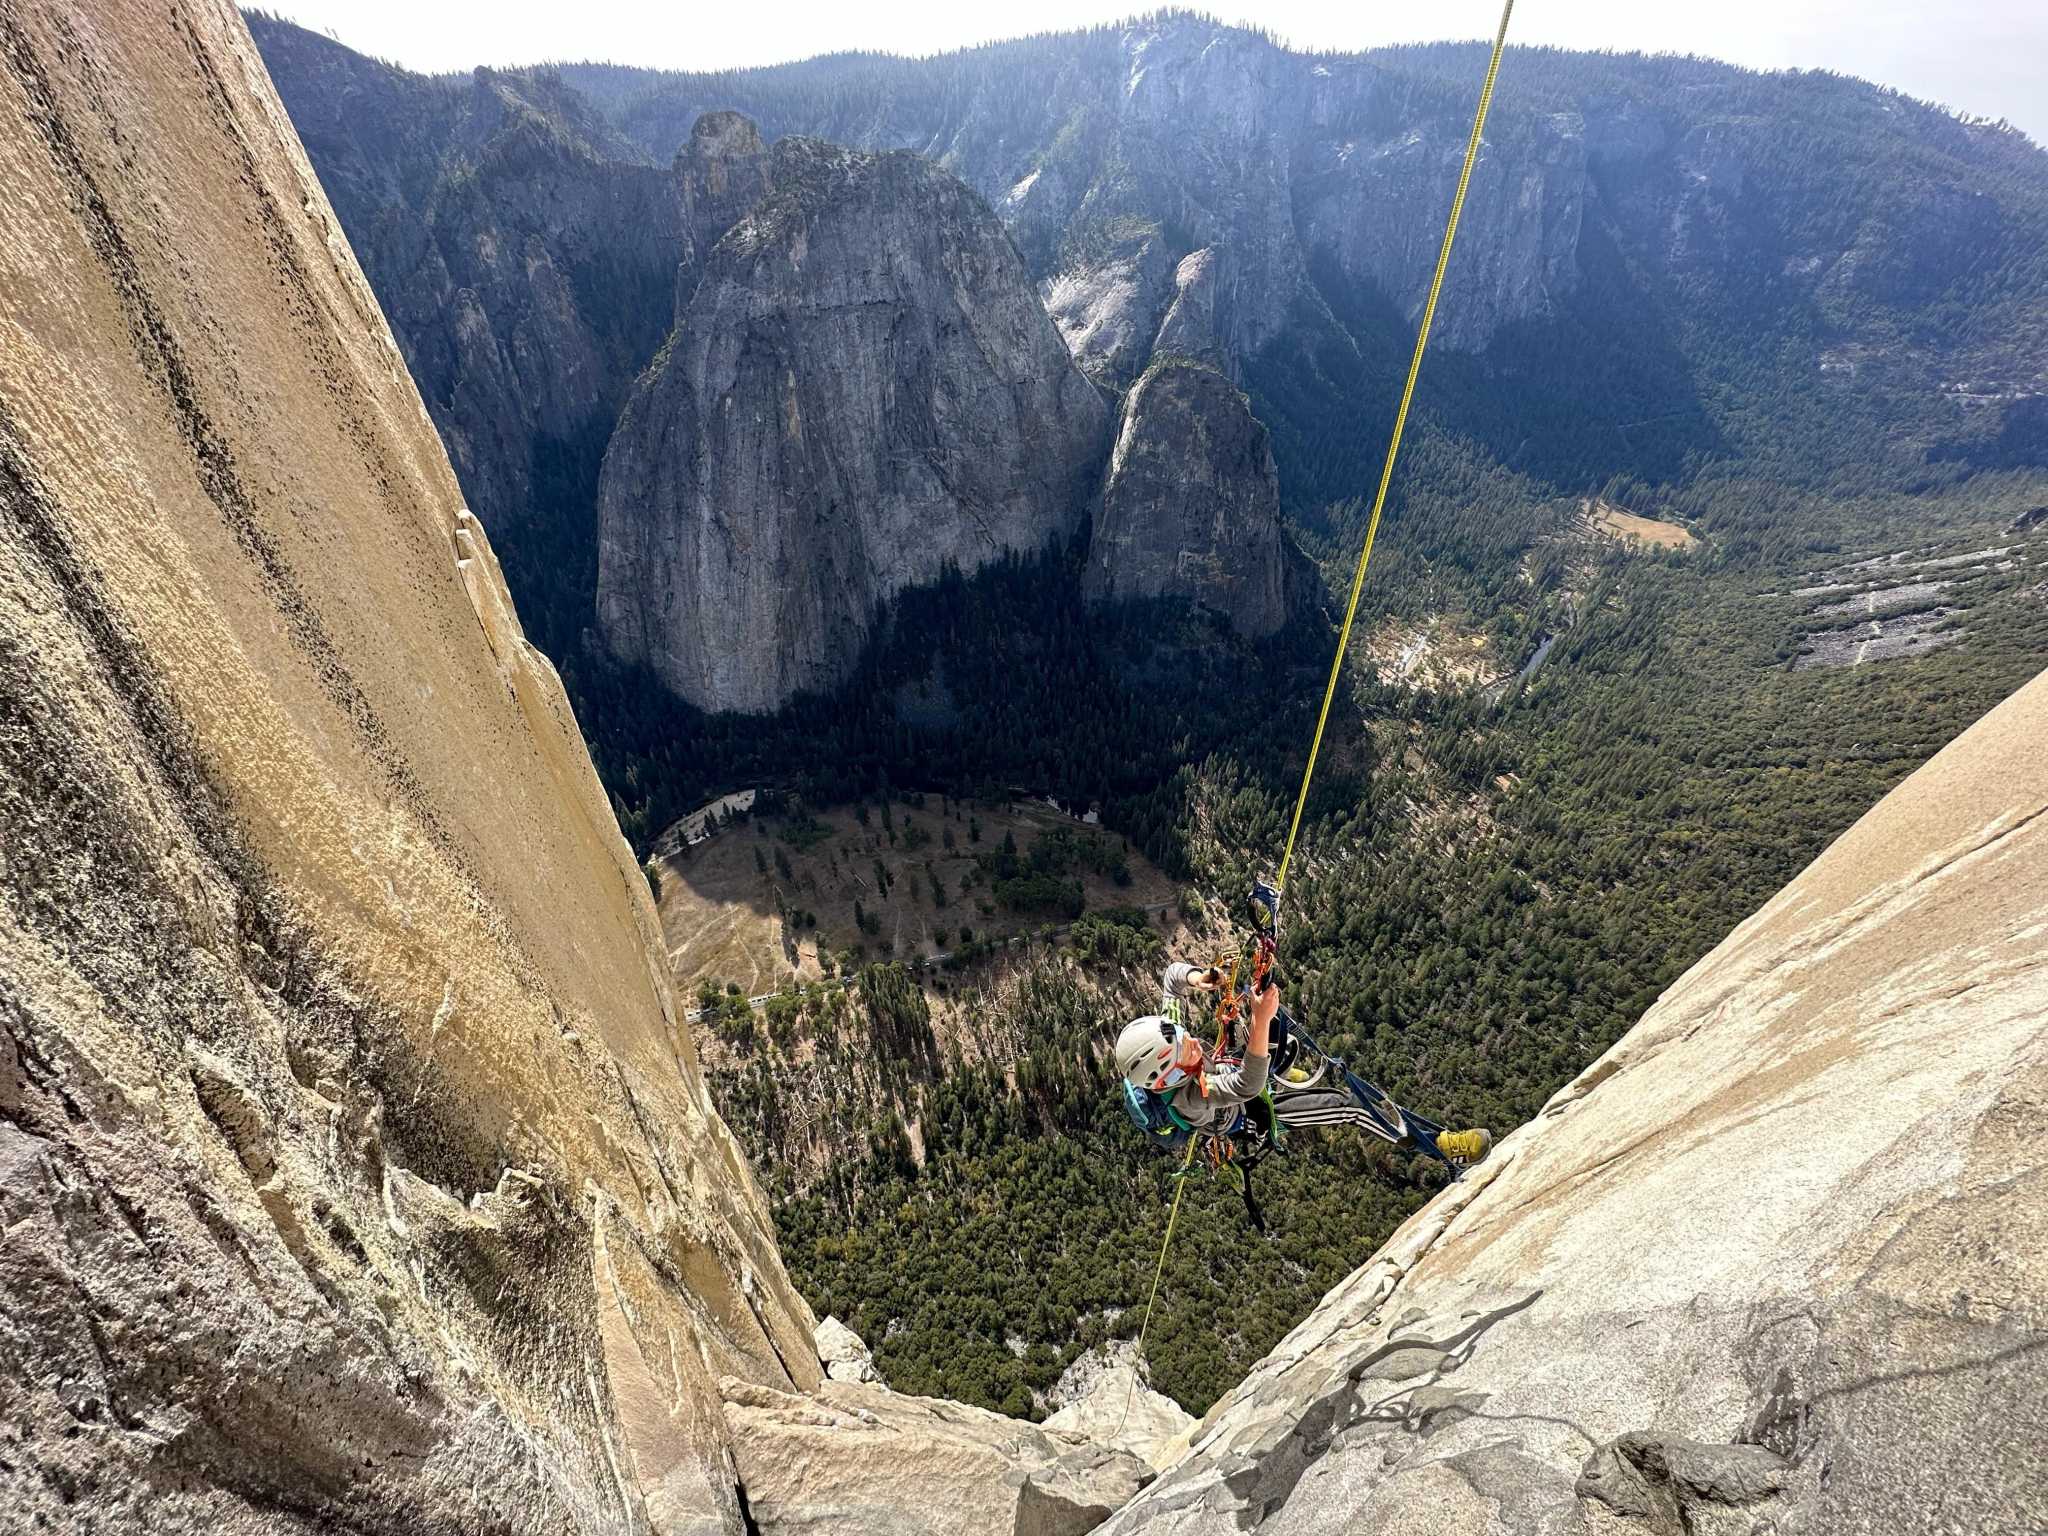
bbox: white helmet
[1116,1015,1185,1090]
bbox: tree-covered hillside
[695,502,2046,1415]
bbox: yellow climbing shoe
[1436,1128,1492,1167]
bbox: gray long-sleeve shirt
[1156,961,1269,1132]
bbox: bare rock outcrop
[1043,1345,1196,1469]
[0,5,814,1531]
[721,1376,1150,1536]
[597,132,1110,714]
[1085,358,1301,637]
[675,109,773,302]
[1102,665,2048,1532]
[817,1314,882,1384]
[1148,248,1230,373]
[1043,232,1180,390]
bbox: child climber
[1114,959,1492,1169]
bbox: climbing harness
[1117,1,1514,1437]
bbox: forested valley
[495,254,2048,1416]
[648,463,2048,1413]
[246,8,2048,1418]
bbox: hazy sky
[267,0,2048,146]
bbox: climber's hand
[1250,981,1280,1031]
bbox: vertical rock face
[250,15,682,542]
[1042,233,1180,391]
[1086,359,1299,637]
[1103,666,2048,1534]
[0,5,815,1532]
[597,134,1110,715]
[1102,22,1310,360]
[676,109,773,284]
[1291,96,1588,352]
[1024,24,1321,388]
[1149,248,1230,373]
[1043,241,1233,395]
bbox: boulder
[1042,1345,1197,1469]
[721,1377,1150,1536]
[818,1314,882,1383]
[1103,663,2048,1532]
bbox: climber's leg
[1270,1079,1406,1143]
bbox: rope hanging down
[1120,1157,1190,1431]
[1117,2,1515,1437]
[1274,0,1516,897]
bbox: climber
[1115,958,1492,1170]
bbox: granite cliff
[553,13,2048,457]
[1100,663,2048,1533]
[558,17,1591,370]
[0,12,1150,1528]
[0,3,814,1528]
[1086,358,1302,637]
[673,110,774,306]
[250,15,681,552]
[595,134,1109,714]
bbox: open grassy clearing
[1583,497,1699,550]
[655,794,1182,996]
[1363,614,1505,693]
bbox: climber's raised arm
[1161,960,1223,1004]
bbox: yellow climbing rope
[1116,1154,1191,1434]
[1275,0,1516,897]
[1119,2,1515,1433]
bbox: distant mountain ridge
[545,17,2048,480]
[248,9,2048,719]
[256,12,2048,505]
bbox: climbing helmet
[1116,1015,1193,1091]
